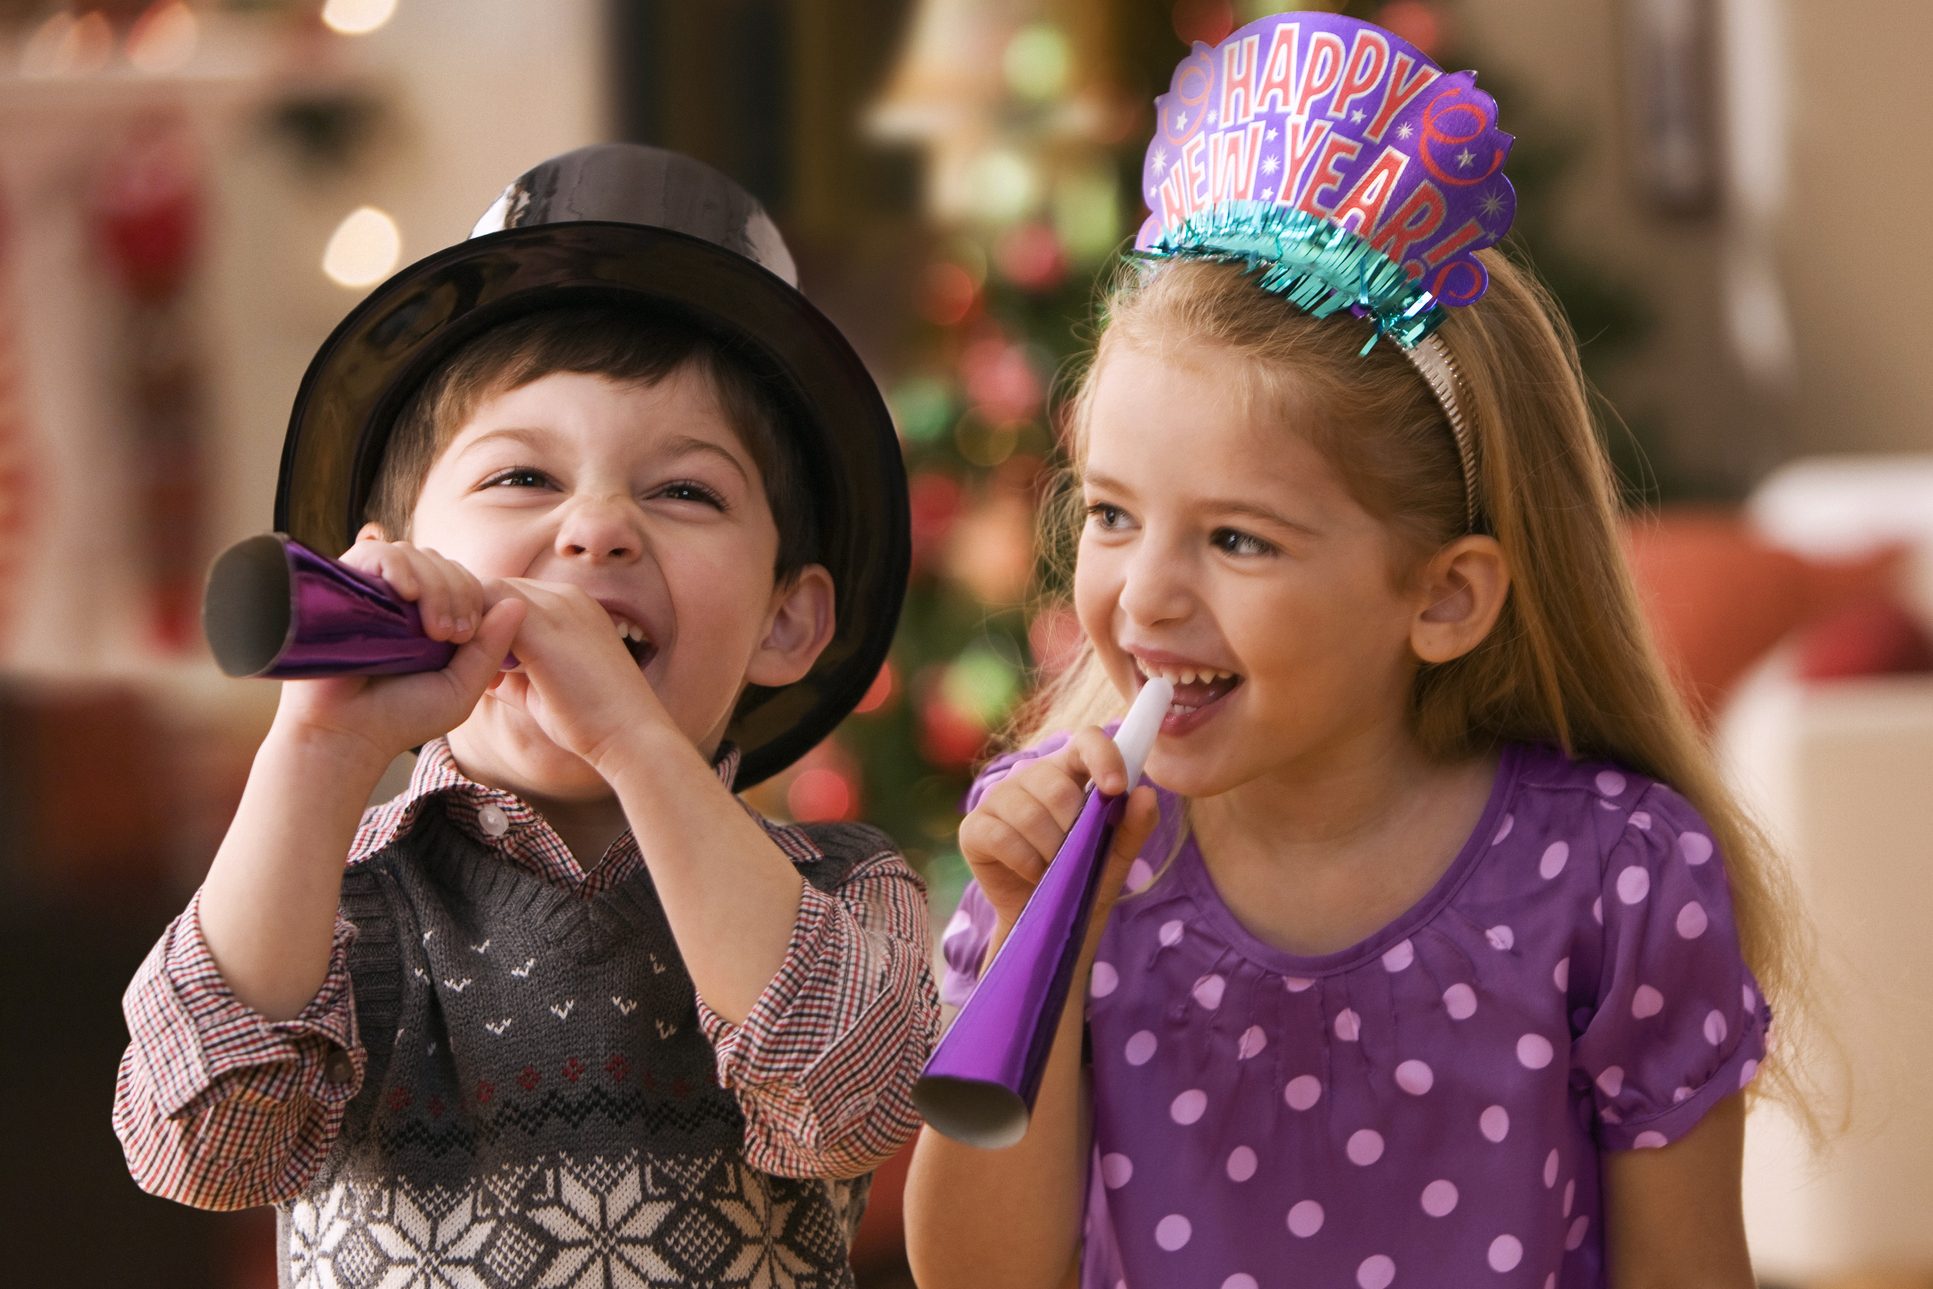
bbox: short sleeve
[1572,782,1771,1150]
[938,736,1074,1008]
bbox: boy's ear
[746,563,837,689]
[1409,534,1510,665]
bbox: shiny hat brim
[275,220,909,788]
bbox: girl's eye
[1085,502,1129,529]
[658,480,728,509]
[481,467,550,489]
[1212,527,1275,557]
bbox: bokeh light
[322,0,401,37]
[322,206,402,288]
[1003,23,1072,102]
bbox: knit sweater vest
[278,809,883,1289]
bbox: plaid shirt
[114,738,935,1211]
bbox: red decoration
[918,681,991,769]
[909,469,966,573]
[1171,0,1236,48]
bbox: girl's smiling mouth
[1131,653,1245,734]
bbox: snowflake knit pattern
[281,810,877,1289]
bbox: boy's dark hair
[364,303,820,582]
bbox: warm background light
[321,206,402,287]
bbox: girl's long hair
[1005,249,1831,1135]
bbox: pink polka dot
[1334,1009,1362,1041]
[1543,1149,1559,1188]
[1158,919,1185,947]
[1744,984,1757,1013]
[1347,1129,1385,1165]
[1226,1146,1258,1182]
[1480,1105,1510,1142]
[1740,1059,1759,1089]
[1546,1278,1557,1289]
[1382,939,1415,972]
[1286,1200,1323,1237]
[1704,1010,1729,1045]
[1357,1255,1396,1289]
[1101,1153,1133,1187]
[1489,1235,1524,1272]
[943,908,970,941]
[1443,983,1478,1019]
[1563,1179,1575,1216]
[1630,811,1653,830]
[1285,976,1314,993]
[1284,1075,1323,1111]
[1421,1179,1458,1217]
[1237,1025,1267,1059]
[1090,962,1119,998]
[1553,957,1570,991]
[1155,1214,1191,1251]
[1124,1030,1157,1065]
[1193,974,1226,1009]
[1679,832,1714,865]
[1539,842,1569,879]
[1486,925,1515,950]
[1673,1086,1693,1103]
[1676,902,1709,939]
[1632,985,1664,1019]
[1593,897,1603,924]
[1634,1131,1668,1149]
[1171,1089,1208,1125]
[1597,770,1627,796]
[1517,1034,1554,1069]
[1492,813,1514,844]
[1396,1060,1434,1095]
[1125,858,1156,891]
[1616,866,1651,904]
[1223,1278,1258,1289]
[1596,1066,1624,1097]
[1566,1216,1590,1250]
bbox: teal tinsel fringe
[1133,200,1444,352]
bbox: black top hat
[276,144,909,788]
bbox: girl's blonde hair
[1007,249,1829,1133]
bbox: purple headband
[1131,12,1517,528]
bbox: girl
[905,12,1812,1289]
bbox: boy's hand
[958,728,1160,941]
[270,539,524,766]
[482,577,674,768]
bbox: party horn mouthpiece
[202,533,459,679]
[915,676,1174,1148]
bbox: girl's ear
[355,521,392,543]
[1410,534,1510,665]
[746,563,837,689]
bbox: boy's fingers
[446,598,526,693]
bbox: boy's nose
[554,495,644,562]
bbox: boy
[114,144,933,1288]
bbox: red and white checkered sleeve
[112,890,363,1210]
[699,848,938,1180]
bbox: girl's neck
[1189,727,1487,874]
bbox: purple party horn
[915,675,1174,1148]
[201,533,461,679]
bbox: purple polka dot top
[940,740,1769,1289]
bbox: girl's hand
[959,727,1162,936]
[481,577,674,769]
[271,539,524,766]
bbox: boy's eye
[481,467,550,489]
[657,480,728,509]
[1211,527,1275,557]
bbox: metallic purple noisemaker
[915,677,1174,1148]
[201,533,459,679]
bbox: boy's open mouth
[1133,657,1244,719]
[611,613,659,670]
